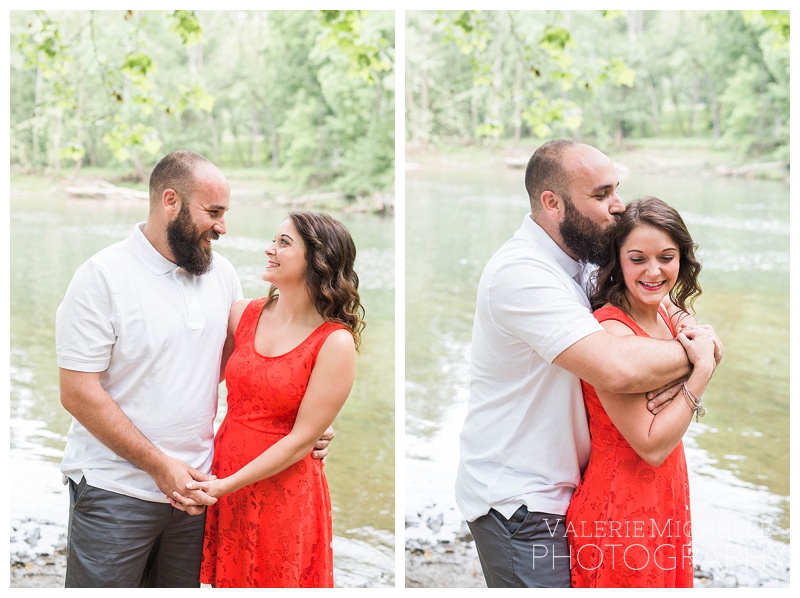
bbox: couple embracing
[57,150,364,588]
[456,140,723,588]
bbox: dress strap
[301,321,350,359]
[234,297,269,345]
[657,305,678,338]
[594,304,678,339]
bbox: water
[9,180,395,587]
[404,161,790,587]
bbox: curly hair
[267,211,366,350]
[590,197,702,323]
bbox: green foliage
[17,16,69,76]
[102,119,162,162]
[406,9,789,163]
[169,10,204,46]
[10,10,395,197]
[318,10,392,82]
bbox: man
[56,150,330,587]
[455,140,721,587]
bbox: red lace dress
[566,305,693,588]
[199,297,346,588]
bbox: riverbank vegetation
[406,10,789,177]
[10,10,395,208]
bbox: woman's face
[262,218,308,286]
[619,224,680,311]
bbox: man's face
[559,194,618,265]
[558,145,625,264]
[166,163,230,275]
[167,199,217,275]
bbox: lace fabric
[200,297,346,588]
[566,305,693,588]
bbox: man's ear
[162,188,180,216]
[539,190,564,221]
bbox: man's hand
[645,377,688,415]
[312,425,335,461]
[153,456,217,511]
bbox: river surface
[404,159,790,587]
[9,179,395,588]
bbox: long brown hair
[268,211,366,350]
[590,197,702,322]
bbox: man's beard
[559,196,617,265]
[166,202,217,275]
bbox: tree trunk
[263,104,279,170]
[646,74,661,136]
[33,64,43,168]
[512,52,523,145]
[207,111,221,164]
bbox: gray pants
[65,477,205,588]
[467,506,571,588]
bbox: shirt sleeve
[485,256,603,364]
[55,260,117,372]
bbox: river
[9,178,395,588]
[404,157,790,587]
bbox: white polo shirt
[455,214,603,521]
[56,223,243,502]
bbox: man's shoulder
[76,236,134,275]
[483,235,560,279]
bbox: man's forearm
[601,335,691,394]
[60,369,168,476]
[555,329,691,394]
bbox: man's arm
[553,328,691,394]
[59,368,216,511]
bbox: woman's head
[267,211,365,349]
[590,197,702,317]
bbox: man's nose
[214,218,226,236]
[609,192,625,214]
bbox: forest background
[10,10,395,204]
[406,10,789,167]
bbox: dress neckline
[595,304,677,339]
[239,297,331,359]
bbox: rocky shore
[10,553,67,589]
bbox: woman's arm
[182,328,355,500]
[593,319,716,468]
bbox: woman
[178,211,365,587]
[566,197,718,588]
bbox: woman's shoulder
[228,297,264,333]
[318,325,356,354]
[593,303,637,337]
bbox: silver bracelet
[682,383,706,422]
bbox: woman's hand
[170,477,230,510]
[677,326,717,371]
[677,323,724,366]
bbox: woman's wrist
[690,359,715,379]
[218,475,239,497]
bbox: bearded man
[455,140,706,587]
[56,150,330,587]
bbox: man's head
[525,140,624,264]
[149,150,230,275]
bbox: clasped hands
[165,426,335,515]
[645,323,723,415]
